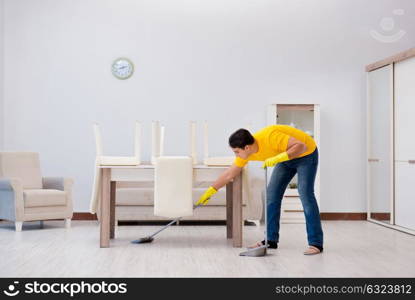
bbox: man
[196,125,323,255]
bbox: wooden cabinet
[267,104,320,223]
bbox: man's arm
[196,164,242,205]
[262,136,308,168]
[286,137,308,159]
[211,164,243,191]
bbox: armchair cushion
[23,189,67,208]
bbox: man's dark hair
[228,128,255,149]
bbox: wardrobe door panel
[394,57,415,230]
[395,57,415,160]
[395,162,415,230]
[367,65,393,222]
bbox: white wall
[3,0,415,212]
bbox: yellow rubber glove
[196,186,217,206]
[262,152,289,168]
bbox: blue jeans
[266,148,323,248]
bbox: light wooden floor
[1,220,414,277]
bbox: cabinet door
[368,64,393,160]
[394,57,415,230]
[367,64,393,222]
[395,162,415,230]
[395,57,415,161]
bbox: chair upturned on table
[98,164,243,248]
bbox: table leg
[100,168,111,248]
[110,181,116,239]
[226,181,233,239]
[232,172,243,247]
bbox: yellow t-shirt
[233,125,317,167]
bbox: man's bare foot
[303,245,322,255]
[248,241,264,249]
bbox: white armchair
[0,152,73,231]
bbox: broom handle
[149,203,203,238]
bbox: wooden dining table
[98,164,243,248]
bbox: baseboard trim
[368,213,390,221]
[70,212,368,221]
[72,213,98,220]
[320,213,367,220]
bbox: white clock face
[112,58,134,80]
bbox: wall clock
[112,57,134,80]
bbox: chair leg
[15,221,23,232]
[40,220,44,228]
[65,218,71,228]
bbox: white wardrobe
[367,48,415,234]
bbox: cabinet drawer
[281,211,305,223]
[282,197,303,211]
[283,196,301,204]
[284,189,299,197]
